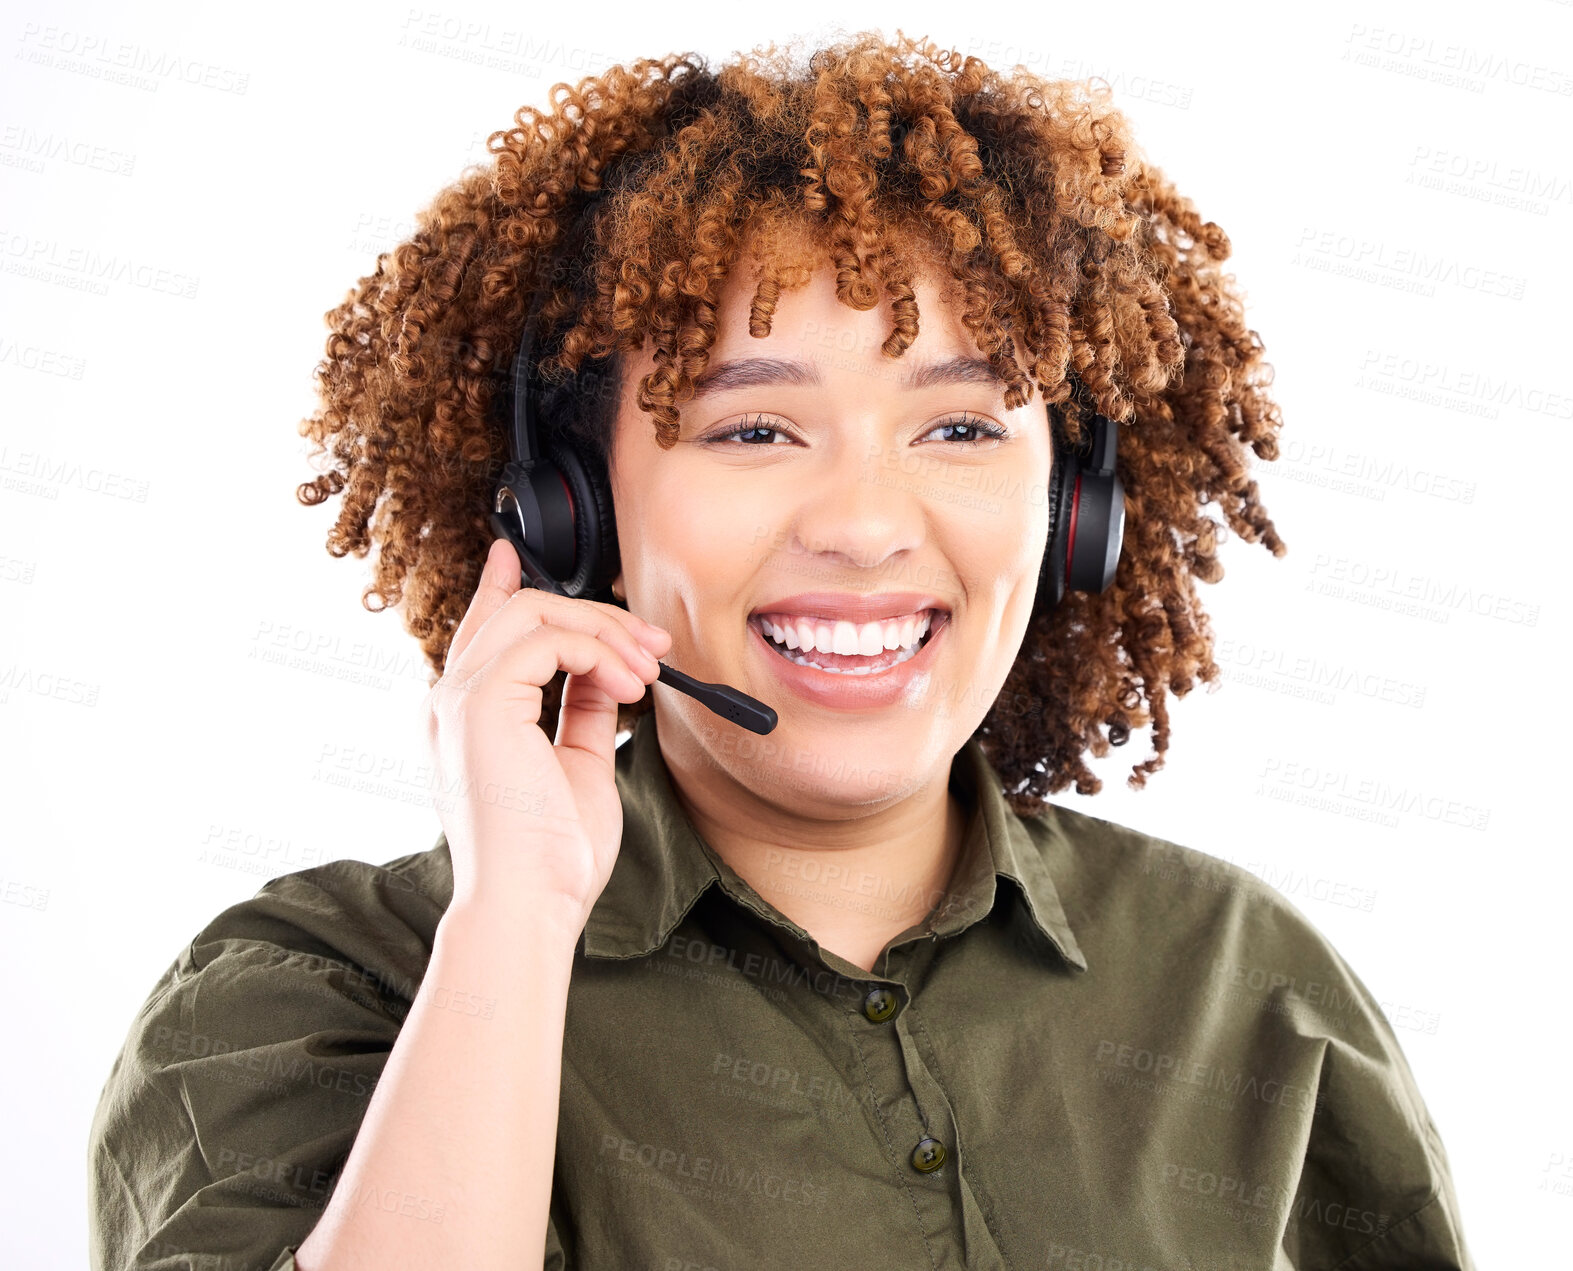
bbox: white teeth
[757,610,934,655]
[753,609,939,674]
[769,639,927,674]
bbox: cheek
[945,495,1048,593]
[632,473,759,613]
[1003,480,1054,581]
[658,488,743,564]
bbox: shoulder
[88,837,456,1267]
[101,834,456,1106]
[180,835,455,983]
[141,837,458,1069]
[1018,803,1465,1254]
[1023,800,1349,987]
[1017,800,1430,1073]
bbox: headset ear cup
[1062,423,1123,594]
[544,435,621,598]
[1034,424,1074,619]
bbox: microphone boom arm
[488,508,779,736]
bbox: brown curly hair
[295,28,1288,812]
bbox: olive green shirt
[89,712,1474,1269]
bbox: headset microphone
[488,242,1126,738]
[488,499,780,735]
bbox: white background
[2,0,1567,1264]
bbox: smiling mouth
[749,610,945,675]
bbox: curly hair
[295,28,1288,812]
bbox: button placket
[849,944,956,1182]
[889,1006,954,1181]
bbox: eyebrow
[688,354,1007,398]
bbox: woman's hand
[422,538,670,928]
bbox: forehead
[624,242,985,387]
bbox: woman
[88,30,1475,1270]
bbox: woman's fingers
[454,576,669,694]
[445,623,661,734]
[446,538,522,670]
[554,644,639,759]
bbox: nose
[775,432,928,581]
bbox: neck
[657,714,969,974]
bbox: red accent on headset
[552,468,577,575]
[1064,471,1082,573]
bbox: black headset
[489,282,1125,604]
[487,241,1127,734]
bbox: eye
[921,413,1010,445]
[702,412,1010,446]
[703,413,793,446]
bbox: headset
[488,240,1126,736]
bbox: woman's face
[607,256,1054,803]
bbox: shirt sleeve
[1274,913,1475,1270]
[86,850,574,1271]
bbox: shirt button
[910,1137,947,1173]
[861,986,899,1022]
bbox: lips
[746,604,950,704]
[742,590,955,703]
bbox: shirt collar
[582,712,1087,973]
